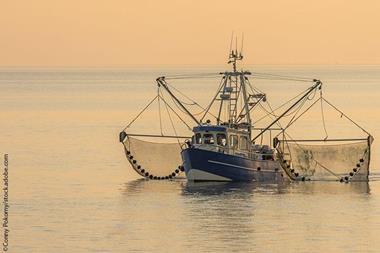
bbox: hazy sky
[1,0,379,66]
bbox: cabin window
[203,134,215,144]
[230,135,238,148]
[240,136,248,150]
[216,133,227,146]
[195,133,202,144]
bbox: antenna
[227,32,244,72]
[235,35,238,55]
[229,31,234,56]
[240,33,244,58]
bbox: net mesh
[122,136,185,179]
[277,139,371,182]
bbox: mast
[240,73,252,137]
[204,36,253,132]
[227,40,243,124]
[216,76,228,124]
[225,38,251,129]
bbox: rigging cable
[168,92,218,120]
[158,87,163,135]
[252,81,320,141]
[245,77,287,136]
[164,73,220,80]
[283,94,312,129]
[319,88,329,140]
[200,76,227,122]
[161,91,182,147]
[159,90,193,131]
[166,82,218,118]
[257,97,306,122]
[265,101,285,130]
[248,77,318,127]
[251,99,285,143]
[123,94,158,130]
[166,83,197,105]
[322,97,372,138]
[250,71,315,82]
[274,97,321,138]
[251,85,314,125]
[250,76,314,83]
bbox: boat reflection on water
[121,178,186,196]
[182,181,290,196]
[286,181,371,195]
[122,179,370,197]
[120,179,373,252]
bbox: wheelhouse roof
[193,125,249,135]
[193,125,227,132]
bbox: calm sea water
[1,65,380,253]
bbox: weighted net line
[120,83,196,180]
[279,133,342,181]
[122,136,185,180]
[277,132,372,182]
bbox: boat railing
[193,143,275,161]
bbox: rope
[307,87,317,100]
[123,95,158,130]
[320,90,328,140]
[165,81,219,120]
[162,93,182,148]
[200,76,227,122]
[162,71,315,83]
[167,83,198,105]
[122,140,185,180]
[266,101,285,130]
[283,95,309,129]
[257,100,305,122]
[159,91,192,131]
[250,71,315,82]
[251,100,285,144]
[322,98,372,137]
[252,85,312,125]
[342,147,369,182]
[168,92,218,120]
[157,88,163,135]
[251,76,315,83]
[274,98,321,138]
[164,73,220,80]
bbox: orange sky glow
[1,0,379,67]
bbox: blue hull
[181,148,285,182]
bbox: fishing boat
[119,43,373,183]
